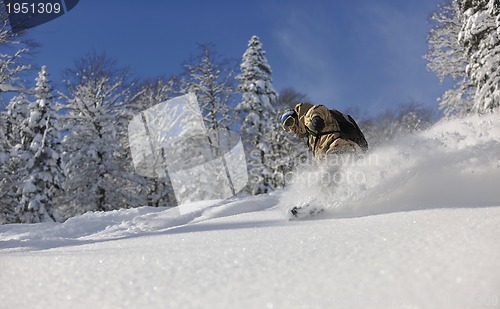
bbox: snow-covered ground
[1,114,500,309]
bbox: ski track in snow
[0,194,281,252]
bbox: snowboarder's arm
[304,105,333,134]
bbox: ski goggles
[281,110,297,131]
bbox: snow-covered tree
[132,78,173,113]
[0,10,35,103]
[0,112,6,164]
[14,66,63,223]
[59,53,142,216]
[130,78,177,207]
[4,95,30,142]
[426,0,475,117]
[0,94,30,223]
[181,44,239,178]
[0,12,39,222]
[458,0,500,113]
[173,45,241,200]
[0,109,13,224]
[183,44,238,136]
[237,35,281,194]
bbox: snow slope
[1,114,500,309]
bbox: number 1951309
[5,2,62,14]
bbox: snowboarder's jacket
[293,103,368,158]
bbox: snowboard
[288,200,325,220]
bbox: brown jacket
[294,103,366,158]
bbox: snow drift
[0,194,279,251]
[280,113,500,217]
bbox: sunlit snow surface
[1,114,499,309]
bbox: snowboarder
[281,103,368,159]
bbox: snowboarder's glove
[311,116,325,132]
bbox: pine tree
[426,0,475,117]
[458,0,500,113]
[16,66,63,223]
[237,35,280,194]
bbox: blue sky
[27,0,448,116]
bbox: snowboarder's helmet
[281,109,297,131]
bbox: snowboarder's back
[281,103,368,159]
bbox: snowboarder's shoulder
[294,102,315,116]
